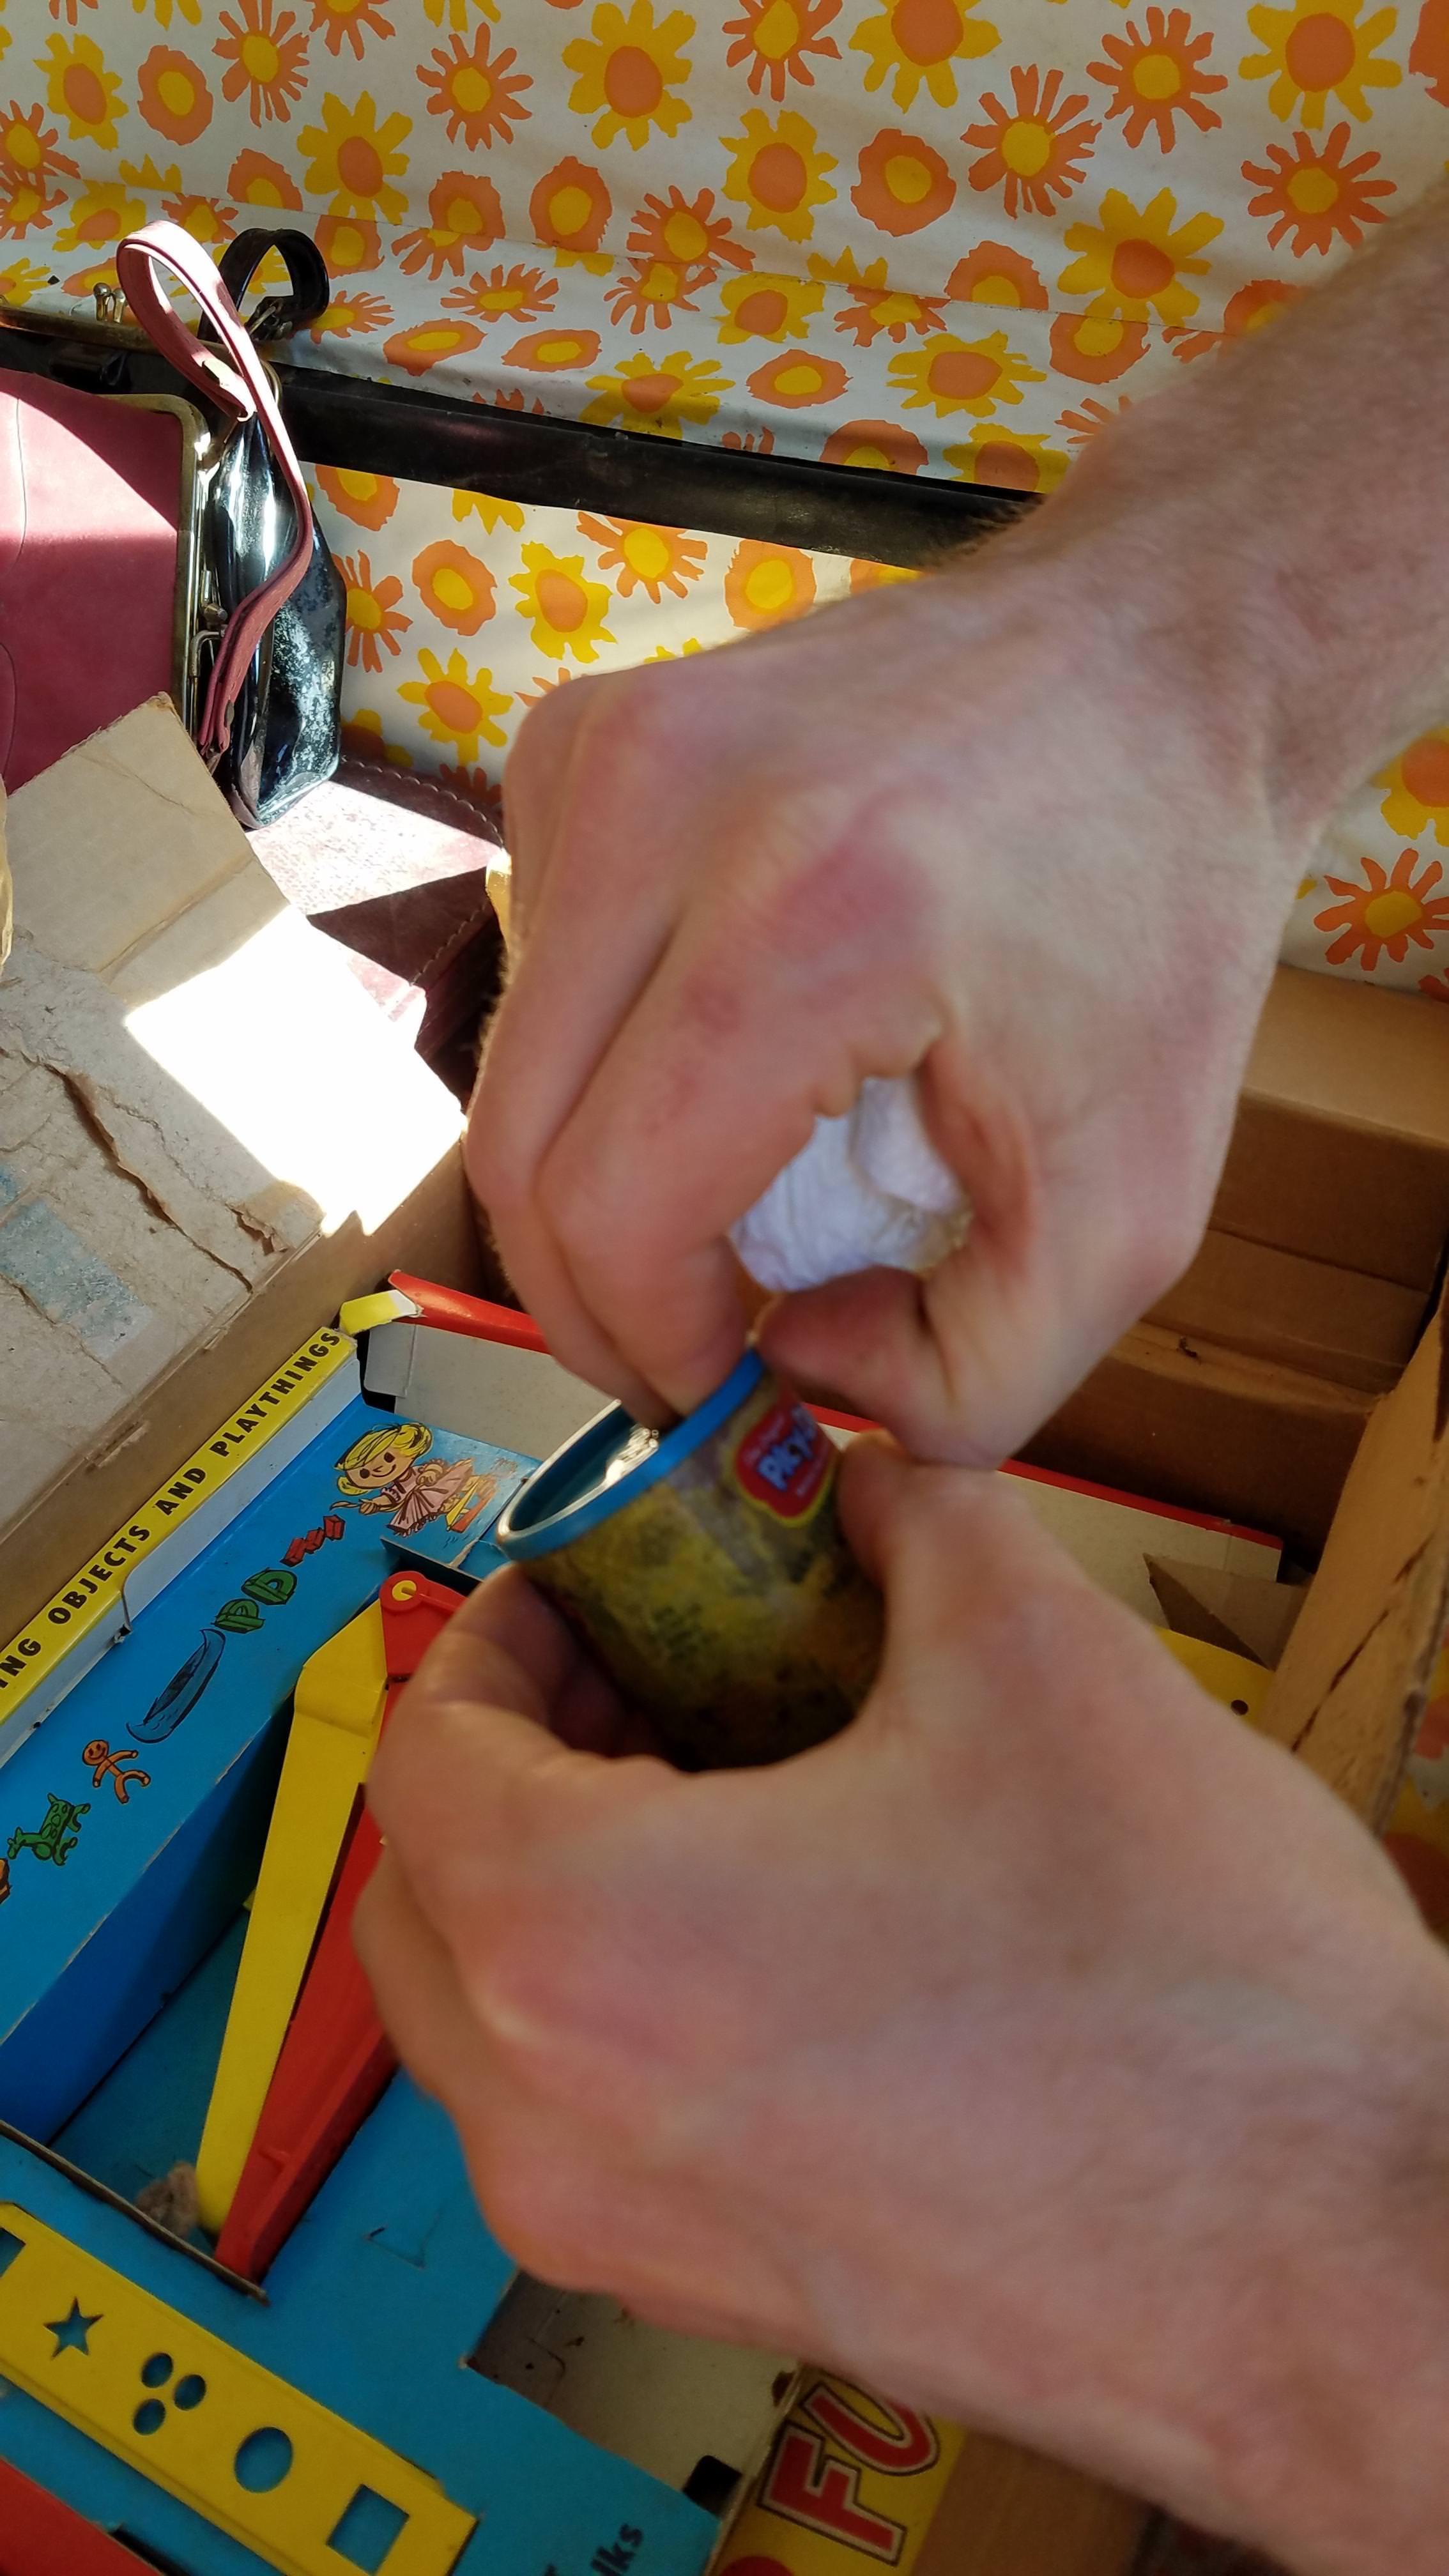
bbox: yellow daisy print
[56,178,147,259]
[39,33,127,150]
[424,0,501,26]
[1059,189,1222,326]
[298,93,411,224]
[564,2,693,151]
[510,544,616,663]
[722,105,836,240]
[850,0,999,112]
[1241,0,1400,125]
[582,347,732,436]
[399,647,510,760]
[452,489,525,532]
[889,329,1042,418]
[0,258,49,303]
[717,268,824,341]
[1379,730,1449,848]
[943,425,1067,493]
[136,0,204,25]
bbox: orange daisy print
[412,538,496,634]
[1057,392,1133,445]
[626,186,749,281]
[160,185,236,252]
[577,513,707,601]
[341,549,410,672]
[718,268,824,339]
[947,241,1047,307]
[1059,188,1222,326]
[311,0,393,60]
[1313,850,1449,971]
[0,174,66,236]
[1411,0,1449,106]
[1165,276,1301,360]
[505,325,603,370]
[1422,972,1449,1004]
[827,250,946,342]
[725,539,816,629]
[748,348,850,405]
[316,211,381,272]
[1377,727,1449,847]
[227,145,302,206]
[853,127,955,235]
[419,29,532,150]
[383,316,484,374]
[1049,310,1147,380]
[1088,8,1226,152]
[820,415,928,469]
[443,261,556,325]
[723,0,842,100]
[313,287,394,339]
[530,156,611,265]
[964,67,1099,220]
[1242,123,1393,255]
[606,255,700,332]
[395,171,504,280]
[138,47,213,146]
[316,464,399,528]
[215,0,309,126]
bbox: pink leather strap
[115,219,316,760]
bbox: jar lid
[494,1347,763,1561]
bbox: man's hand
[356,1441,1449,2576]
[468,185,1449,1459]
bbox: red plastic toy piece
[386,1273,549,1354]
[0,2457,155,2576]
[213,1570,464,2282]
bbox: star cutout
[45,2300,100,2357]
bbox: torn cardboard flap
[1261,1283,1449,1827]
[1,700,464,1559]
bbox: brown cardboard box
[0,702,483,1636]
[1027,968,1449,1554]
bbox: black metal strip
[0,2118,268,2303]
[274,360,1036,564]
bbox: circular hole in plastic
[1230,1699,1250,1716]
[174,2374,206,2411]
[234,2427,294,2493]
[140,2352,173,2389]
[133,2400,167,2436]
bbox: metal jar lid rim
[494,1346,765,1561]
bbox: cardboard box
[1029,967,1448,1554]
[0,702,482,1637]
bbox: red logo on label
[735,1396,831,1521]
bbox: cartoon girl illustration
[335,1423,498,1540]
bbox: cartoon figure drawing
[84,1741,151,1805]
[7,1794,90,1868]
[335,1423,499,1541]
[0,1856,10,1906]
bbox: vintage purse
[0,220,342,826]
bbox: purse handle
[114,219,316,764]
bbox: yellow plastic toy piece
[195,1602,388,2239]
[1158,1628,1273,1729]
[0,2202,475,2576]
[339,1288,418,1337]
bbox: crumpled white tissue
[730,1075,970,1294]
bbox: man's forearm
[1029,178,1449,854]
